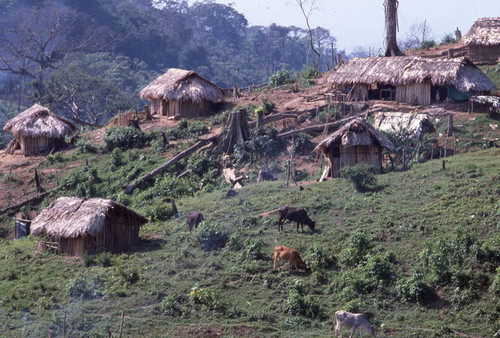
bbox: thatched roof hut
[328,56,496,105]
[31,197,148,256]
[372,112,435,139]
[314,118,395,181]
[140,68,225,118]
[3,104,76,156]
[462,17,500,64]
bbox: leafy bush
[293,133,313,155]
[297,65,319,85]
[339,230,372,267]
[159,295,182,316]
[340,164,377,191]
[144,200,175,222]
[269,69,294,88]
[490,267,500,295]
[102,126,148,151]
[440,33,456,45]
[396,269,436,305]
[95,252,114,267]
[283,279,323,319]
[241,239,265,261]
[190,285,224,311]
[110,147,123,167]
[419,40,437,49]
[195,221,229,251]
[259,98,276,115]
[306,244,336,272]
[75,138,96,154]
[65,274,104,299]
[165,119,208,140]
[234,127,288,168]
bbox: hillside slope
[0,148,498,337]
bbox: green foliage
[75,138,97,154]
[102,127,149,151]
[165,119,208,141]
[195,221,229,251]
[490,268,500,295]
[440,33,457,45]
[296,65,319,85]
[61,165,101,198]
[110,148,124,167]
[269,69,294,88]
[419,40,437,49]
[283,279,323,319]
[240,239,265,261]
[234,127,287,167]
[65,274,104,299]
[293,133,313,155]
[259,98,276,115]
[340,164,377,191]
[340,230,372,267]
[190,285,224,311]
[396,269,436,304]
[306,244,336,272]
[158,295,182,316]
[144,200,175,222]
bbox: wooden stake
[63,310,66,338]
[119,309,124,338]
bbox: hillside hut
[372,112,435,140]
[328,57,496,105]
[3,104,76,156]
[31,197,148,256]
[314,118,395,181]
[462,17,500,65]
[140,68,225,118]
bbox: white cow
[333,310,375,338]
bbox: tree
[294,0,321,69]
[399,22,434,50]
[383,0,404,56]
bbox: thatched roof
[373,112,435,139]
[31,197,148,239]
[314,118,395,154]
[462,17,500,46]
[328,57,497,92]
[140,68,224,103]
[3,104,76,138]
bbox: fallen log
[124,137,217,194]
[248,113,299,128]
[278,116,357,138]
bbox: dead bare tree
[216,108,251,154]
[293,0,321,69]
[384,0,405,56]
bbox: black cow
[278,205,315,233]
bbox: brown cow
[187,211,204,232]
[278,205,315,233]
[273,245,308,273]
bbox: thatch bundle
[328,57,496,92]
[3,104,76,138]
[462,17,500,46]
[314,118,395,154]
[31,197,148,239]
[373,112,435,139]
[140,68,224,103]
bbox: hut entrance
[328,145,341,178]
[431,86,449,103]
[369,84,396,101]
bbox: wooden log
[123,138,216,194]
[248,113,298,128]
[278,116,357,139]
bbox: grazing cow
[333,310,375,338]
[273,245,308,273]
[187,211,204,232]
[278,205,315,233]
[257,170,276,182]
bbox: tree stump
[217,108,250,154]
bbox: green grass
[0,148,499,337]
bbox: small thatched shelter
[328,57,496,105]
[140,68,225,118]
[373,112,435,140]
[31,197,148,256]
[3,104,76,156]
[462,17,500,65]
[314,118,395,181]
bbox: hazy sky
[188,0,500,53]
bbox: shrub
[440,33,456,45]
[297,65,318,85]
[102,126,148,151]
[65,274,104,299]
[293,133,313,155]
[190,285,224,311]
[110,147,123,167]
[396,269,436,304]
[159,295,182,316]
[234,127,288,168]
[260,98,276,115]
[339,230,372,267]
[283,279,323,319]
[306,244,336,272]
[269,69,294,88]
[340,164,377,191]
[241,239,265,261]
[75,138,96,154]
[165,119,208,140]
[144,201,175,222]
[419,40,437,49]
[95,252,114,267]
[490,267,500,295]
[195,221,229,251]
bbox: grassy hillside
[0,147,499,337]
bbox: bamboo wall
[468,45,500,65]
[351,85,369,101]
[166,100,208,118]
[20,136,60,156]
[396,82,431,106]
[151,99,161,115]
[53,213,142,256]
[323,145,382,179]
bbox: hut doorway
[431,86,449,103]
[378,84,396,101]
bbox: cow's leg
[336,323,343,338]
[296,222,300,233]
[348,326,356,338]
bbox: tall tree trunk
[384,0,405,56]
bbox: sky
[187,0,500,53]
